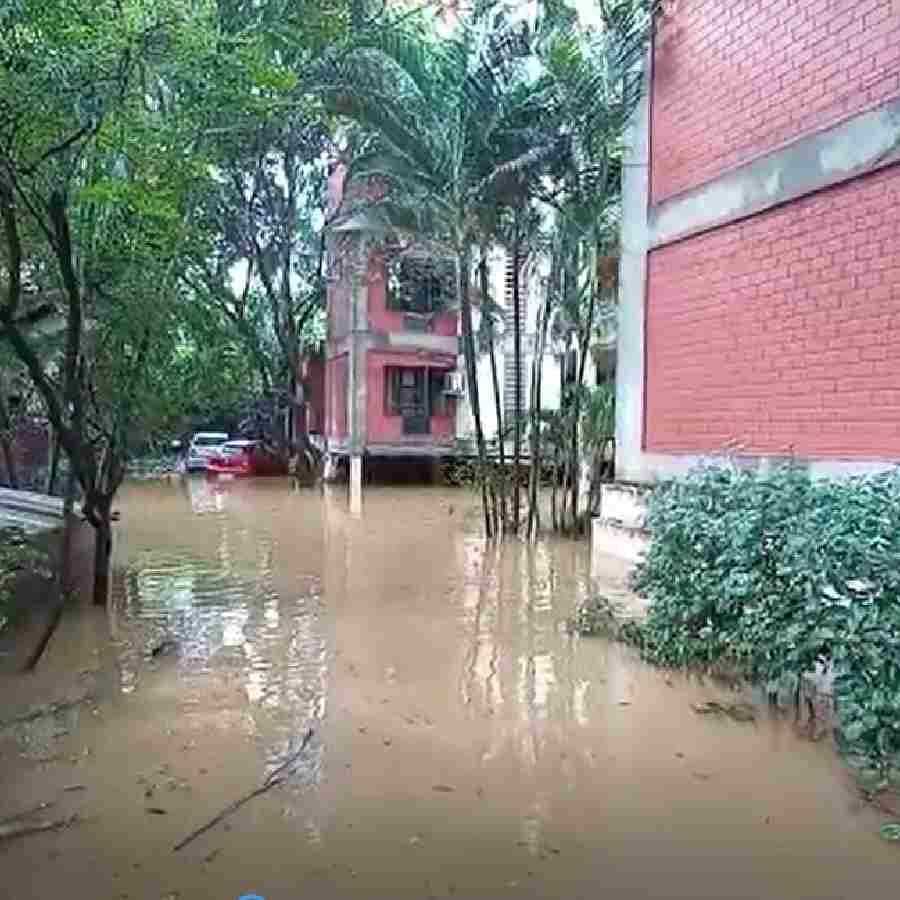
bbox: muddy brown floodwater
[2,479,900,899]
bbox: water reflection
[112,479,329,788]
[10,479,894,900]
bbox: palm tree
[318,0,655,535]
[521,0,654,533]
[318,12,563,535]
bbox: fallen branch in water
[0,814,79,842]
[173,727,314,853]
[0,801,55,825]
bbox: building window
[386,257,454,315]
[384,368,451,420]
[385,368,425,417]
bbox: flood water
[2,478,899,899]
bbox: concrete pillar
[349,454,363,516]
[348,241,368,458]
[615,55,652,484]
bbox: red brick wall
[645,164,900,458]
[651,0,900,203]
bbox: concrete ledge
[651,95,900,249]
[0,487,66,533]
[591,520,650,566]
[386,332,459,355]
[616,450,900,485]
[0,494,93,674]
[599,482,650,530]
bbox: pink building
[324,166,460,472]
[617,0,900,482]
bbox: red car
[206,440,288,477]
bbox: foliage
[0,527,50,632]
[631,463,900,775]
[182,0,361,460]
[582,383,615,448]
[318,0,654,536]
[567,593,620,637]
[0,0,287,600]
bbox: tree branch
[0,184,22,323]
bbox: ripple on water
[113,548,327,730]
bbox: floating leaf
[880,823,900,842]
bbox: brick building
[324,165,566,490]
[616,0,900,482]
[323,166,461,478]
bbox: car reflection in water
[207,440,289,478]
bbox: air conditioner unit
[443,371,464,396]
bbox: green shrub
[631,463,900,775]
[0,527,50,632]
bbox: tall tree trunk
[569,254,597,534]
[487,344,504,531]
[512,211,522,532]
[59,465,77,598]
[527,256,556,540]
[45,428,60,495]
[458,243,493,539]
[92,500,113,607]
[0,390,18,489]
[0,435,16,489]
[481,246,506,530]
[551,454,559,532]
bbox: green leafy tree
[184,0,360,473]
[0,0,263,602]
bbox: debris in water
[432,785,455,793]
[149,639,179,658]
[146,808,168,815]
[690,701,755,722]
[383,738,392,747]
[691,772,713,781]
[0,814,79,842]
[617,700,632,707]
[408,835,422,846]
[63,785,86,792]
[675,752,685,759]
[0,801,55,824]
[880,823,900,843]
[203,848,221,864]
[173,727,314,852]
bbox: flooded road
[2,479,899,899]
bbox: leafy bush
[631,463,900,775]
[0,528,51,632]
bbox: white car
[186,432,229,472]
